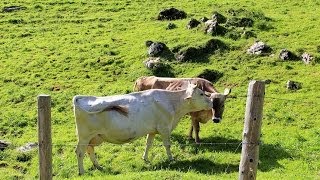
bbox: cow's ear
[224,88,231,96]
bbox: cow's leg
[160,133,174,161]
[188,119,193,140]
[142,133,155,161]
[87,135,104,170]
[75,138,90,175]
[193,119,201,143]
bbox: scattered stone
[286,80,301,90]
[157,8,187,20]
[148,42,167,57]
[0,161,8,168]
[197,69,223,83]
[204,20,227,35]
[0,140,11,151]
[187,18,200,29]
[200,17,209,22]
[212,11,227,24]
[2,6,26,12]
[226,17,254,27]
[279,49,297,60]
[247,41,272,55]
[144,57,161,69]
[166,22,176,30]
[264,79,272,84]
[301,53,313,64]
[145,40,154,47]
[17,142,38,153]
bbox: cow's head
[184,82,213,111]
[210,88,231,123]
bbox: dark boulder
[187,18,200,29]
[279,49,298,60]
[157,8,187,20]
[0,140,10,151]
[200,17,209,22]
[145,40,154,47]
[166,23,177,30]
[212,11,227,24]
[148,42,167,57]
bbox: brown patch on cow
[88,134,105,147]
[103,105,129,117]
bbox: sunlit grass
[0,0,319,179]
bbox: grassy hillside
[0,0,319,179]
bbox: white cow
[73,83,212,175]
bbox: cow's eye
[200,93,204,96]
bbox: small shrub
[16,153,32,162]
[255,21,273,31]
[225,31,241,40]
[197,69,223,83]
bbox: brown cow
[133,76,230,143]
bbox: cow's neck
[165,90,193,128]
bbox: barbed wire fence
[3,81,318,179]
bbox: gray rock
[0,140,11,151]
[279,49,297,60]
[144,57,161,69]
[148,42,166,57]
[286,80,301,90]
[301,53,313,64]
[17,142,38,152]
[247,41,271,55]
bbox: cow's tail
[133,80,139,91]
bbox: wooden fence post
[239,80,265,180]
[38,95,52,180]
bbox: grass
[0,0,320,179]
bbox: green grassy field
[0,0,319,179]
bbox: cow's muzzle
[212,117,221,123]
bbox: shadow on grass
[170,133,291,172]
[154,158,239,174]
